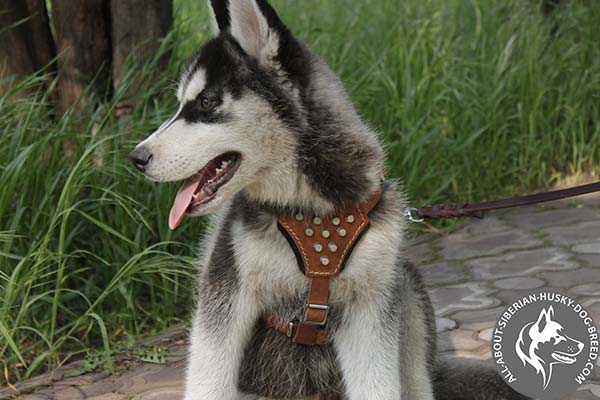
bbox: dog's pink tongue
[169,176,202,230]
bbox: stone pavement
[2,194,600,399]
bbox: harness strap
[266,185,383,346]
[266,276,332,345]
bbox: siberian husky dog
[130,0,528,399]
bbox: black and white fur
[131,1,529,399]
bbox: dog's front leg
[333,300,403,400]
[184,285,259,400]
[334,299,434,400]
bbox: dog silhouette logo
[492,292,598,400]
[515,306,584,389]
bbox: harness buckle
[303,303,330,326]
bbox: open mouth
[168,152,241,230]
[552,351,577,364]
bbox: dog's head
[515,306,584,388]
[130,0,384,230]
[130,0,307,229]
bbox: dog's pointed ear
[208,0,231,34]
[535,307,552,332]
[228,0,284,66]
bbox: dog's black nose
[129,146,153,172]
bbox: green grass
[1,0,599,385]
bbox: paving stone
[571,388,600,400]
[404,241,437,265]
[585,369,600,381]
[506,207,600,231]
[478,327,493,343]
[452,306,505,331]
[429,282,499,317]
[580,383,600,397]
[435,317,457,332]
[467,247,578,280]
[132,388,184,400]
[573,381,600,400]
[572,283,600,297]
[497,205,543,218]
[573,242,600,254]
[577,299,600,327]
[0,369,60,398]
[494,287,564,306]
[543,221,600,247]
[436,217,543,260]
[503,206,600,231]
[455,216,513,235]
[579,254,600,268]
[89,395,127,400]
[439,350,491,360]
[419,261,467,286]
[568,191,600,206]
[80,380,118,397]
[117,363,184,393]
[57,372,110,387]
[540,268,600,289]
[493,276,545,290]
[437,328,487,353]
[406,232,438,246]
[137,326,187,347]
[44,386,86,399]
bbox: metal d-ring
[403,207,424,223]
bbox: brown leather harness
[265,188,383,346]
[265,180,600,346]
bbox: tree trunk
[110,0,172,98]
[2,0,172,112]
[542,0,562,15]
[0,0,55,92]
[51,0,111,112]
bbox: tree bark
[0,0,55,92]
[110,0,172,94]
[52,0,111,112]
[1,0,172,112]
[542,0,562,15]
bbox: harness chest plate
[266,188,382,346]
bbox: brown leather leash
[405,180,600,222]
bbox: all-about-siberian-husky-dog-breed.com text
[129,0,530,399]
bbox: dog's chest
[199,197,405,398]
[223,209,403,311]
[230,217,308,306]
[227,217,345,397]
